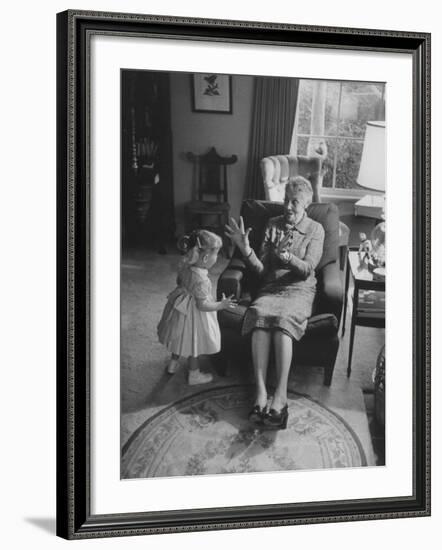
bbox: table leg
[347,283,359,378]
[342,254,350,336]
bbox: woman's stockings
[272,330,293,411]
[251,329,271,408]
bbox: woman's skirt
[241,272,316,341]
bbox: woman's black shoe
[263,404,288,430]
[248,404,266,425]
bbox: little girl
[157,229,236,385]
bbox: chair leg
[214,352,228,377]
[323,337,339,386]
[323,361,334,387]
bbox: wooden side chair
[186,147,237,254]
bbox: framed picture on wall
[191,73,232,113]
[56,9,430,540]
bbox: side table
[342,249,385,377]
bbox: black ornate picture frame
[56,9,431,540]
[191,73,233,113]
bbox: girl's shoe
[248,404,266,425]
[166,359,179,375]
[263,404,289,430]
[188,370,213,385]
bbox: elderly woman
[225,176,324,429]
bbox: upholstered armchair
[261,154,350,267]
[217,199,344,386]
[261,155,323,203]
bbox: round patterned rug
[121,385,366,479]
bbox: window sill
[321,188,384,203]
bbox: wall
[170,72,254,235]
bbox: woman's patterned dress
[241,213,324,341]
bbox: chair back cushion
[240,199,339,271]
[260,155,322,203]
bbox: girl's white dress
[157,264,221,357]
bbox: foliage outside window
[292,80,386,190]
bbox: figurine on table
[358,232,373,264]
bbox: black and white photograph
[120,70,387,479]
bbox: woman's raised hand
[224,216,252,256]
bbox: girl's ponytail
[178,231,201,265]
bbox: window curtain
[244,77,299,200]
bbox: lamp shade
[357,121,386,191]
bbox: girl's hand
[224,217,252,256]
[219,293,237,311]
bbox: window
[292,79,385,191]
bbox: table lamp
[357,121,385,193]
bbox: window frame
[293,79,386,200]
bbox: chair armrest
[339,221,350,248]
[218,304,248,330]
[338,221,350,270]
[317,260,344,323]
[217,259,247,301]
